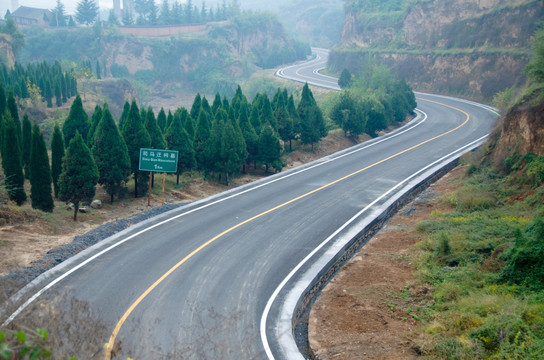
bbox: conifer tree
[2,111,26,205]
[145,106,166,187]
[63,94,90,146]
[164,114,196,185]
[166,110,174,130]
[157,107,167,133]
[21,113,32,179]
[249,105,261,135]
[182,109,195,139]
[238,101,258,172]
[122,100,151,197]
[96,60,101,79]
[201,96,212,116]
[7,91,21,152]
[218,118,246,185]
[118,100,130,130]
[258,125,282,173]
[212,93,222,115]
[93,105,131,204]
[87,104,102,148]
[194,109,211,170]
[51,123,65,198]
[58,132,99,221]
[30,123,54,212]
[54,81,62,107]
[190,93,202,122]
[297,83,327,151]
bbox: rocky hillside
[331,0,544,100]
[0,35,15,67]
[18,13,309,102]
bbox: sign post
[139,148,178,206]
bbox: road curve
[2,49,497,360]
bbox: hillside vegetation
[17,11,310,100]
[331,0,544,100]
[393,25,544,359]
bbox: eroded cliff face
[334,0,543,100]
[493,98,544,160]
[0,35,15,67]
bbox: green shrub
[501,218,544,291]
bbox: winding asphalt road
[3,48,498,360]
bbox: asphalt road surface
[3,48,498,360]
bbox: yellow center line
[104,98,469,359]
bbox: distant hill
[17,13,310,104]
[330,0,544,101]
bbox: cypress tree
[118,100,130,130]
[218,118,246,186]
[87,104,103,147]
[258,125,282,173]
[164,113,196,185]
[1,112,26,205]
[63,94,90,147]
[21,113,32,179]
[7,91,21,153]
[190,93,202,122]
[54,81,62,107]
[194,109,211,170]
[51,123,65,198]
[297,83,327,151]
[96,60,101,79]
[58,132,99,221]
[166,110,174,130]
[45,80,53,108]
[122,100,151,197]
[201,96,212,116]
[212,93,222,115]
[145,106,166,188]
[238,101,258,172]
[145,107,165,150]
[29,123,54,212]
[157,107,167,133]
[93,104,131,204]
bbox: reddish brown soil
[308,166,465,360]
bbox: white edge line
[2,107,428,326]
[260,132,489,360]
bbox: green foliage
[330,90,366,137]
[21,114,32,179]
[501,218,544,291]
[121,100,151,197]
[164,113,196,185]
[29,124,54,212]
[297,83,327,149]
[58,132,99,221]
[92,104,131,204]
[62,95,90,147]
[413,157,544,359]
[0,17,25,56]
[50,123,65,199]
[525,26,544,85]
[338,69,352,89]
[1,111,26,205]
[0,328,53,359]
[258,125,282,173]
[75,0,99,25]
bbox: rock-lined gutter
[292,159,460,359]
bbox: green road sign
[139,148,178,173]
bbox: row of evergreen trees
[123,0,241,26]
[0,62,78,108]
[0,82,326,220]
[331,66,417,137]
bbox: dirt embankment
[309,166,466,360]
